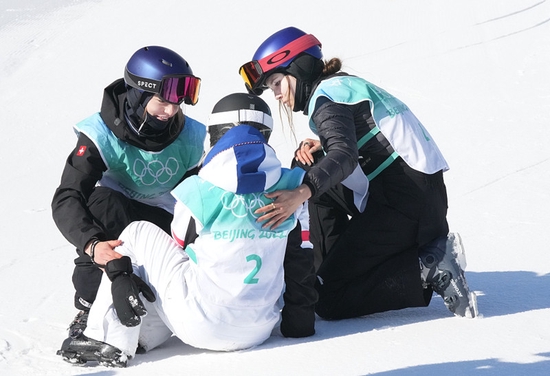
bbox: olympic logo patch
[133,157,180,186]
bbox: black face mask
[124,102,177,139]
[126,88,153,119]
[145,113,171,130]
[285,54,324,113]
[124,87,176,137]
[133,112,175,137]
[292,79,311,112]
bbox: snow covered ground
[1,0,549,375]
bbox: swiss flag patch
[76,146,87,156]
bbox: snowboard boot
[419,233,478,318]
[68,310,89,339]
[57,334,129,368]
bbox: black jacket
[51,79,195,252]
[303,76,393,197]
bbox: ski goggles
[158,74,201,105]
[126,71,201,105]
[239,34,321,94]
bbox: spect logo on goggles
[126,71,201,105]
[239,33,321,94]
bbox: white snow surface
[1,0,549,375]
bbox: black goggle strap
[124,70,161,93]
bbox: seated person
[56,93,316,368]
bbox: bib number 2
[244,254,262,284]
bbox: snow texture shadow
[466,271,550,317]
[367,353,550,376]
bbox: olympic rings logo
[220,191,267,218]
[133,157,180,186]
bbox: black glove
[105,256,156,327]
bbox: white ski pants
[84,220,276,357]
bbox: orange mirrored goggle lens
[239,61,263,92]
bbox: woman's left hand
[295,138,321,166]
[255,184,312,230]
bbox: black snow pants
[311,159,449,320]
[72,187,173,311]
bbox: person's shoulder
[183,115,206,127]
[318,72,359,86]
[75,112,108,130]
[171,174,204,200]
[182,115,207,138]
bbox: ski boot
[419,232,478,318]
[57,334,129,368]
[68,310,89,339]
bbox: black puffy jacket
[302,82,393,198]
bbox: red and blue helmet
[239,27,322,95]
[124,46,201,105]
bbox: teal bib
[75,113,206,200]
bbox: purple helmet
[239,27,323,95]
[124,46,201,105]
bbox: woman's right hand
[295,138,321,166]
[254,184,312,230]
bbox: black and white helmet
[207,93,273,146]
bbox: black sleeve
[51,133,108,251]
[303,100,359,197]
[183,217,198,249]
[280,221,318,338]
